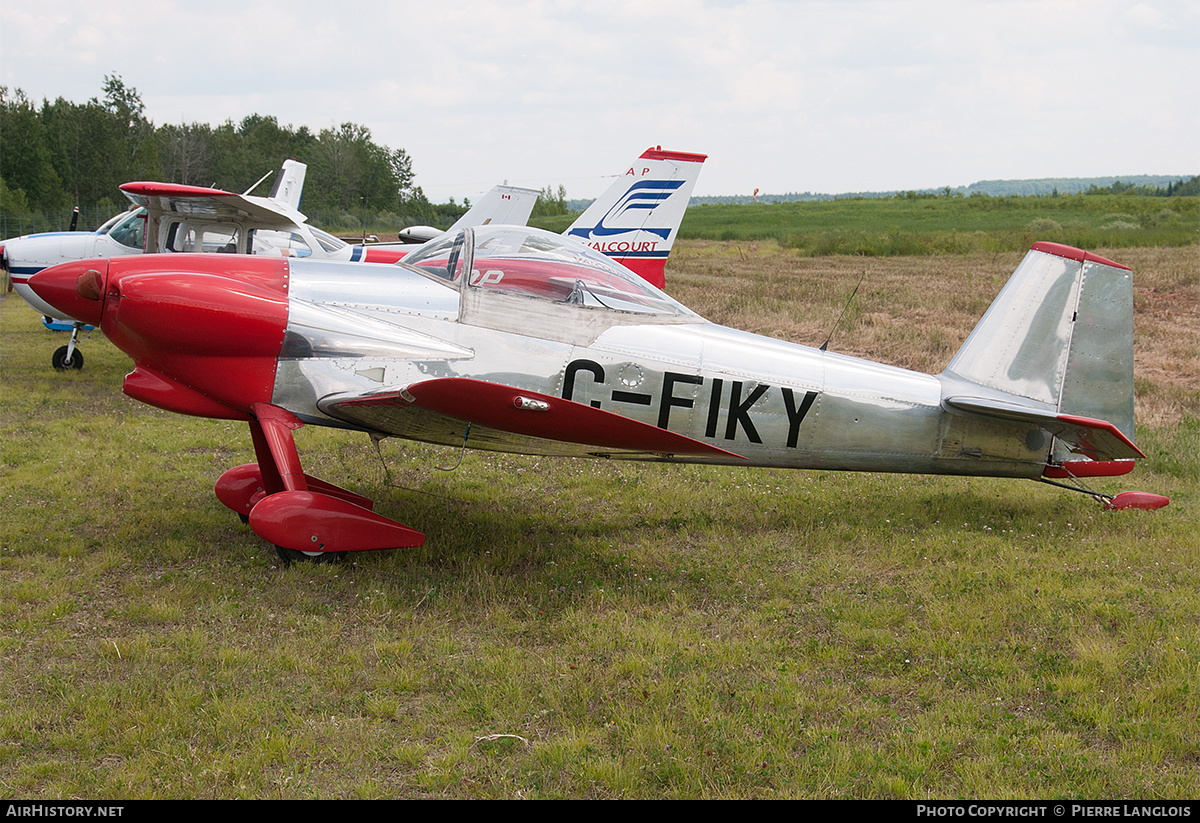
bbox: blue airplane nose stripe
[7,265,46,284]
[601,250,670,259]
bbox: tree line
[1082,177,1199,197]
[0,75,456,226]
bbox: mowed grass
[1,243,1197,799]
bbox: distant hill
[567,174,1196,210]
[692,175,1197,205]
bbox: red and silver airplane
[27,224,1168,563]
[4,147,704,369]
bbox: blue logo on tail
[568,180,684,240]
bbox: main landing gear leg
[213,402,425,563]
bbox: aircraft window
[401,226,695,317]
[97,208,141,235]
[400,231,464,281]
[169,224,240,253]
[166,222,192,252]
[252,229,313,258]
[108,210,147,250]
[310,227,348,254]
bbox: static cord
[435,423,472,471]
[368,431,467,505]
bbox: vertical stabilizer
[268,159,307,211]
[565,147,707,288]
[449,185,541,231]
[942,242,1136,460]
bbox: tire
[274,545,347,565]
[51,345,83,371]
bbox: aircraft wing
[319,377,744,460]
[944,395,1144,462]
[120,182,305,229]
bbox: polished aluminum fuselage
[272,259,1046,479]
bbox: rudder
[941,242,1136,461]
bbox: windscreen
[401,226,694,317]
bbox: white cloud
[1,0,1195,198]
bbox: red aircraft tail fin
[564,147,707,288]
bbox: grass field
[1,242,1197,799]
[533,194,1200,256]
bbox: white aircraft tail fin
[941,242,1137,464]
[268,159,307,211]
[449,185,541,231]
[564,147,707,288]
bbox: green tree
[40,75,158,207]
[531,184,569,217]
[306,122,415,212]
[0,175,31,213]
[0,86,68,210]
[3,77,420,220]
[100,74,160,185]
[235,114,315,192]
[158,122,214,186]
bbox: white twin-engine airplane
[3,147,705,370]
[28,222,1168,564]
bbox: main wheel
[274,545,347,565]
[51,345,83,371]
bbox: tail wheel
[51,345,83,371]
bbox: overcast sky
[2,0,1196,202]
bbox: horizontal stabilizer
[322,377,744,460]
[1042,460,1135,479]
[945,396,1143,462]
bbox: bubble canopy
[399,226,696,317]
